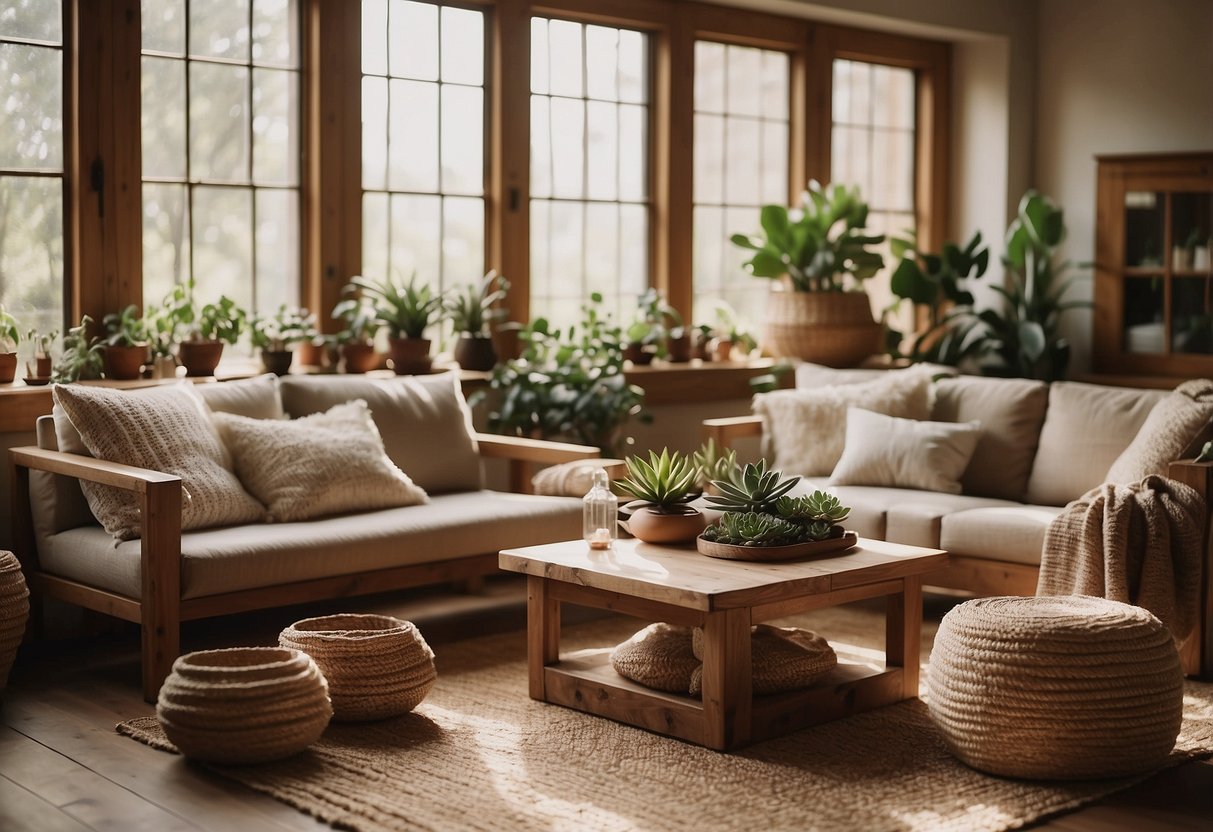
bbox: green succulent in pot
[615,448,705,544]
[345,272,444,374]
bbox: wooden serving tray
[696,530,859,562]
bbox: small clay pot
[0,353,16,384]
[627,506,707,544]
[104,344,149,380]
[34,355,52,378]
[453,335,497,371]
[624,342,655,365]
[666,333,692,363]
[389,336,432,375]
[341,342,380,374]
[712,338,734,362]
[177,340,225,377]
[261,349,294,376]
[296,340,324,367]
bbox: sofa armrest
[702,415,764,449]
[474,433,602,494]
[11,445,182,492]
[1169,457,1213,679]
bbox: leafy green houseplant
[624,289,686,365]
[446,270,509,372]
[101,304,150,380]
[478,292,649,454]
[346,273,444,375]
[52,316,104,383]
[250,305,318,376]
[616,448,705,543]
[703,299,758,362]
[730,180,886,367]
[159,280,247,377]
[0,305,19,384]
[331,291,382,373]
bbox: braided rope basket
[279,614,436,721]
[156,647,332,764]
[610,624,699,693]
[927,596,1183,780]
[689,624,837,696]
[0,551,30,690]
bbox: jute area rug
[118,604,1213,832]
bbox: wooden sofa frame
[10,434,611,701]
[703,414,1213,679]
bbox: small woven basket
[689,624,837,696]
[0,551,30,690]
[156,647,332,764]
[610,624,699,693]
[927,596,1184,780]
[279,614,436,721]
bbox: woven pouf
[0,551,30,690]
[927,596,1184,780]
[156,647,332,764]
[279,614,436,721]
[688,625,837,696]
[610,624,699,693]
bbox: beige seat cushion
[1106,378,1213,484]
[52,383,265,541]
[37,491,581,599]
[31,415,96,536]
[214,401,428,523]
[279,373,481,493]
[754,368,932,476]
[932,376,1049,501]
[195,374,285,420]
[939,505,1065,566]
[1025,382,1165,507]
[829,408,982,495]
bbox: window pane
[362,192,390,280]
[694,41,725,113]
[254,189,299,310]
[253,68,297,185]
[549,97,584,199]
[141,57,186,179]
[362,76,388,190]
[618,104,646,202]
[586,101,618,201]
[530,96,551,198]
[442,196,484,292]
[724,117,761,206]
[143,0,185,54]
[874,64,913,129]
[585,25,618,102]
[361,0,387,75]
[390,0,437,81]
[142,183,190,304]
[726,46,762,118]
[390,193,440,284]
[389,79,438,192]
[585,203,620,299]
[440,6,482,86]
[761,51,788,119]
[530,199,550,301]
[191,186,253,308]
[530,17,548,95]
[0,42,63,171]
[440,84,483,195]
[0,175,64,349]
[189,0,250,60]
[618,29,646,104]
[548,19,582,98]
[252,0,298,68]
[189,62,250,182]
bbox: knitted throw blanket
[1037,475,1205,641]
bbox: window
[691,41,789,327]
[361,0,486,304]
[0,0,64,361]
[141,0,301,314]
[529,17,650,328]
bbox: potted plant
[161,281,247,376]
[250,305,318,376]
[346,273,444,375]
[52,316,104,383]
[25,327,57,380]
[0,305,18,384]
[731,180,885,366]
[692,438,738,495]
[616,448,705,543]
[445,270,509,371]
[331,291,382,373]
[624,289,688,364]
[143,302,179,378]
[691,322,714,362]
[705,299,758,362]
[101,304,150,380]
[699,460,856,560]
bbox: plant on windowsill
[250,305,319,376]
[623,289,688,365]
[0,305,19,384]
[616,448,705,543]
[143,302,179,378]
[52,316,104,384]
[445,270,510,372]
[331,290,382,374]
[346,272,445,375]
[160,280,248,377]
[730,180,885,367]
[101,304,151,380]
[24,327,58,380]
[702,298,758,362]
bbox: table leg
[527,575,560,700]
[700,607,752,750]
[885,575,923,698]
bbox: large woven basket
[763,289,882,367]
[0,551,30,690]
[927,596,1183,780]
[156,647,332,764]
[280,614,436,721]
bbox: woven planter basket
[689,624,837,696]
[610,624,699,693]
[763,288,882,367]
[280,614,437,721]
[927,596,1183,780]
[0,551,30,691]
[156,647,332,764]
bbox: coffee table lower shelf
[546,650,904,748]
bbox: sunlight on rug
[117,605,1213,832]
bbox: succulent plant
[693,438,739,492]
[702,512,806,547]
[774,491,851,524]
[706,459,800,514]
[617,448,700,513]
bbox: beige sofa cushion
[754,368,932,476]
[279,373,481,493]
[931,376,1049,501]
[214,401,428,523]
[195,374,285,419]
[829,408,981,495]
[36,491,582,599]
[939,505,1066,566]
[1106,379,1213,484]
[794,362,957,389]
[31,415,96,536]
[52,383,265,540]
[1024,382,1165,507]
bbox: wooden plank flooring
[0,582,1210,831]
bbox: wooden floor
[1,584,1210,832]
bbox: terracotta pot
[627,506,707,544]
[763,288,882,367]
[34,355,52,378]
[104,343,148,380]
[341,342,380,374]
[0,551,30,690]
[0,353,16,384]
[453,335,498,371]
[297,340,323,367]
[624,342,655,365]
[177,340,224,377]
[261,349,294,376]
[389,336,432,375]
[693,334,713,362]
[712,338,734,362]
[666,333,692,363]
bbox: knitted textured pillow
[52,383,265,541]
[213,400,428,523]
[1106,378,1213,484]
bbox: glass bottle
[582,468,617,549]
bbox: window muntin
[529,16,649,329]
[361,0,486,310]
[140,0,301,314]
[692,40,789,328]
[0,0,65,365]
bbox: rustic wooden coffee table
[499,537,947,751]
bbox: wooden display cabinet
[1094,152,1213,378]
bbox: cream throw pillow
[753,367,933,476]
[829,407,982,494]
[1106,379,1213,484]
[52,383,265,541]
[213,400,428,523]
